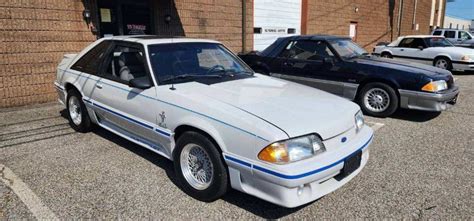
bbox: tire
[381,52,392,58]
[433,57,452,70]
[173,131,228,202]
[66,89,93,133]
[357,82,398,117]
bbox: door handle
[96,83,103,89]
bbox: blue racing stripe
[155,128,171,137]
[60,69,269,142]
[93,103,154,130]
[225,134,373,180]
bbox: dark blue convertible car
[239,35,459,117]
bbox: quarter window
[71,41,111,74]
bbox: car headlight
[355,110,365,133]
[258,134,325,164]
[461,55,472,61]
[421,80,448,92]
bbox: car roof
[278,35,351,41]
[100,35,220,45]
[400,35,444,38]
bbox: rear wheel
[381,52,392,58]
[357,83,398,117]
[66,89,93,132]
[434,57,452,70]
[173,131,228,202]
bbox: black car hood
[352,56,452,77]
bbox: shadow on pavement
[389,109,441,122]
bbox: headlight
[421,80,448,92]
[355,110,365,133]
[461,55,471,61]
[258,134,325,164]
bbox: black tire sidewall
[66,89,92,132]
[358,83,399,117]
[173,131,228,202]
[381,52,392,58]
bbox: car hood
[174,75,359,140]
[354,56,452,77]
[432,46,474,54]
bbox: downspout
[412,0,417,30]
[397,0,404,37]
[242,0,247,53]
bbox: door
[275,40,345,96]
[395,38,430,64]
[90,42,170,155]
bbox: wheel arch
[433,54,452,64]
[173,124,226,160]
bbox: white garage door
[253,0,302,51]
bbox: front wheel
[173,131,228,202]
[357,83,398,117]
[434,57,452,70]
[381,52,392,58]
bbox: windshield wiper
[161,74,223,83]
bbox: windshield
[328,39,368,59]
[148,43,253,84]
[425,37,454,47]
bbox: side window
[398,38,414,47]
[444,31,455,38]
[410,38,426,48]
[102,45,148,84]
[71,41,111,74]
[280,40,334,61]
[432,31,442,36]
[459,31,472,40]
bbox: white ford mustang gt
[54,36,373,208]
[374,35,474,71]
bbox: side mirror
[129,78,152,89]
[417,46,424,50]
[323,57,335,65]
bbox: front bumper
[224,126,373,208]
[399,86,459,112]
[452,61,474,72]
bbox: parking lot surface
[1,75,473,219]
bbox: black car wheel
[433,57,452,70]
[381,52,392,58]
[173,131,228,202]
[358,83,398,117]
[66,89,93,132]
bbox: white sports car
[374,35,474,71]
[54,36,373,208]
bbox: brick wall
[305,0,434,51]
[171,0,253,52]
[0,0,96,108]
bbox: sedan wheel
[434,58,452,70]
[180,143,214,190]
[173,131,228,202]
[66,89,93,132]
[68,96,82,126]
[363,88,390,113]
[358,82,399,117]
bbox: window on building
[444,31,456,38]
[288,28,296,34]
[254,27,262,34]
[71,41,111,74]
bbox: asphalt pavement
[0,74,473,219]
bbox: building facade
[444,15,471,31]
[0,0,445,108]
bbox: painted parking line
[0,164,58,220]
[367,121,385,132]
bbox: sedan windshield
[148,43,253,84]
[425,37,454,47]
[328,39,368,59]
